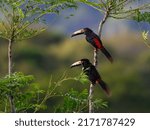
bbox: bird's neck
[82,64,92,71]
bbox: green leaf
[76,72,89,84]
[142,31,149,41]
[93,99,108,110]
[133,12,150,23]
[17,8,24,19]
[55,88,89,113]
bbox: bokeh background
[0,2,150,112]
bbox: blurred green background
[0,27,150,112]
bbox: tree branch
[98,8,110,38]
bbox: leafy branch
[0,0,77,112]
[34,72,89,112]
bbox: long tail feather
[97,79,111,96]
[101,47,113,63]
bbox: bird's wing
[86,34,103,49]
[88,65,101,84]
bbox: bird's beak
[70,61,82,68]
[71,29,85,37]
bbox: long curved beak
[71,29,84,37]
[70,61,82,68]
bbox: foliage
[77,0,150,19]
[75,72,89,84]
[35,72,94,113]
[54,70,107,113]
[0,0,77,41]
[0,71,107,112]
[142,31,149,41]
[55,88,88,112]
[55,88,108,113]
[0,72,61,112]
[133,11,150,23]
[93,99,108,112]
[132,10,150,47]
[0,72,36,112]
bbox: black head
[71,28,93,37]
[83,28,93,35]
[70,58,92,68]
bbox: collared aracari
[71,58,111,96]
[71,28,113,63]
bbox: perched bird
[71,28,113,63]
[71,58,111,96]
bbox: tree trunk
[8,39,13,75]
[8,39,16,113]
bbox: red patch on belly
[93,38,103,49]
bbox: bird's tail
[101,47,113,63]
[97,79,111,96]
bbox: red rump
[93,38,103,49]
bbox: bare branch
[98,8,110,38]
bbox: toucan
[71,58,111,96]
[71,28,113,63]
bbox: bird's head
[70,58,91,68]
[71,28,93,37]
